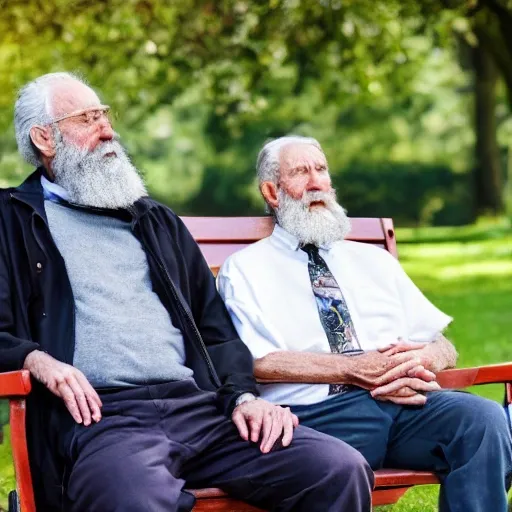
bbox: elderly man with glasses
[0,74,373,511]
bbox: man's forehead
[279,143,327,169]
[49,80,101,119]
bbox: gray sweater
[45,200,194,387]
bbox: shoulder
[219,237,274,279]
[223,236,274,267]
[137,200,204,254]
[336,240,400,271]
[140,198,188,234]
[143,197,178,218]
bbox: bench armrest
[0,370,32,397]
[436,362,512,389]
[256,362,512,388]
[2,361,510,397]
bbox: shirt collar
[270,224,333,252]
[41,175,71,202]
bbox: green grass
[397,219,512,404]
[375,219,512,511]
[0,219,511,511]
[0,427,14,511]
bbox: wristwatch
[235,392,257,407]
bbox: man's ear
[260,181,279,210]
[29,125,56,158]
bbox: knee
[469,399,508,431]
[459,398,511,446]
[311,436,374,489]
[479,398,507,422]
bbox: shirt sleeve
[217,258,287,360]
[393,257,453,342]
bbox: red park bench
[1,217,511,511]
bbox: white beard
[274,189,351,247]
[51,131,147,209]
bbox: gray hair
[256,135,324,185]
[14,72,86,166]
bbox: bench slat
[189,469,439,510]
[182,217,394,244]
[183,216,396,274]
[189,469,439,500]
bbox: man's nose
[98,119,114,141]
[307,169,328,191]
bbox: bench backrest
[181,217,398,274]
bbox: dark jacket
[0,169,258,510]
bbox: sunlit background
[1,1,511,510]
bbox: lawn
[0,429,14,512]
[0,219,511,511]
[376,218,512,511]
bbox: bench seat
[189,469,440,510]
[1,217,511,511]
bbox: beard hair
[50,129,147,209]
[274,188,351,247]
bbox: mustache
[58,132,124,158]
[93,141,122,159]
[66,141,127,174]
[88,136,124,157]
[298,190,337,207]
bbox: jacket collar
[11,168,156,222]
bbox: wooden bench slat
[436,362,512,389]
[183,217,394,244]
[188,469,439,500]
[185,216,396,274]
[373,469,439,487]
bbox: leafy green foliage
[0,426,14,512]
[1,2,512,510]
[2,0,508,223]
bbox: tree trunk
[472,42,504,214]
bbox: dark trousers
[61,379,373,512]
[292,389,512,512]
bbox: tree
[0,0,508,218]
[443,0,512,213]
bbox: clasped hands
[229,339,441,454]
[351,340,441,405]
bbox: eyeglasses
[50,105,111,126]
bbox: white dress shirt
[217,224,452,406]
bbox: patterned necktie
[302,244,362,394]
